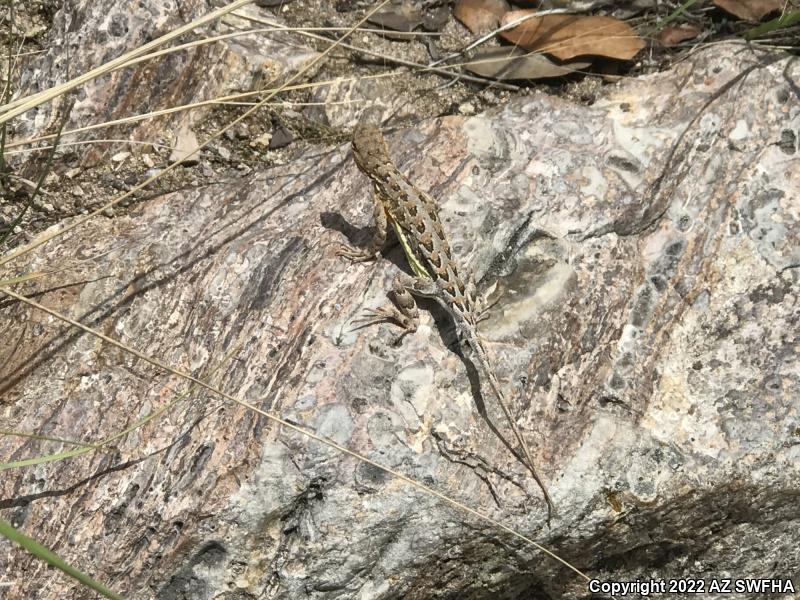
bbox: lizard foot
[353,306,416,330]
[335,243,378,263]
[352,306,417,346]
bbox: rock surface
[14,0,316,157]
[1,41,799,600]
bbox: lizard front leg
[354,272,440,343]
[336,187,389,262]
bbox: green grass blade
[0,100,72,248]
[649,0,699,36]
[0,518,125,600]
[0,344,241,470]
[0,271,46,286]
[745,10,800,40]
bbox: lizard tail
[469,333,556,525]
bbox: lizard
[337,123,555,522]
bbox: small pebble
[170,126,200,165]
[458,102,475,115]
[269,126,293,150]
[251,132,272,149]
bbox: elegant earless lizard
[338,124,554,521]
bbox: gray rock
[1,43,798,600]
[12,0,318,163]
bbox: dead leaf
[657,23,702,46]
[368,5,423,32]
[499,11,645,61]
[464,46,590,80]
[454,0,510,33]
[713,0,783,21]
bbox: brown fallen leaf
[464,46,590,80]
[713,0,784,22]
[657,23,702,46]
[499,11,645,61]
[453,0,510,34]
[368,4,423,32]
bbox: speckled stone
[1,43,797,600]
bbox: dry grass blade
[0,0,254,123]
[0,20,439,150]
[83,25,438,81]
[3,69,427,152]
[0,48,46,60]
[4,138,174,156]
[0,2,621,593]
[0,99,72,248]
[0,0,390,270]
[1,344,240,470]
[230,10,519,90]
[0,286,598,587]
[0,28,26,181]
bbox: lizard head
[352,124,391,179]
